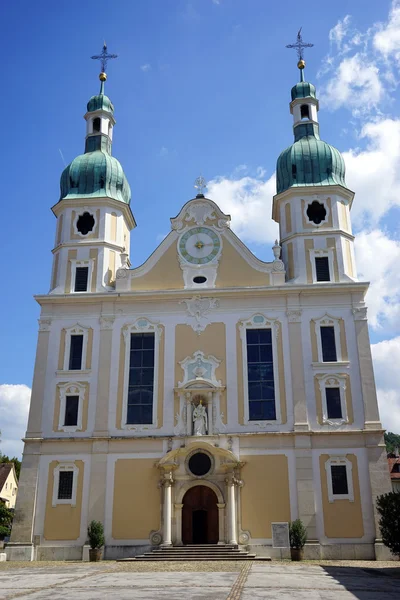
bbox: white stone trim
[70,259,94,293]
[317,374,348,425]
[121,317,162,430]
[63,324,90,372]
[314,314,342,363]
[52,462,79,507]
[310,248,334,283]
[58,382,85,432]
[303,197,329,228]
[325,455,354,502]
[72,207,98,238]
[239,314,282,426]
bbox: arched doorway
[182,485,218,544]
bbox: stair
[120,544,260,561]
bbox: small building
[387,455,400,492]
[0,464,18,509]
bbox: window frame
[52,463,79,507]
[70,259,94,293]
[317,374,348,425]
[303,198,330,228]
[73,208,98,238]
[58,382,85,432]
[62,324,90,372]
[314,315,343,364]
[310,249,335,283]
[121,318,162,430]
[239,314,282,426]
[325,456,354,502]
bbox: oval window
[193,276,207,284]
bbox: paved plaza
[0,560,399,599]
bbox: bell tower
[273,34,356,285]
[50,44,135,295]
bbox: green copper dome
[60,151,131,204]
[276,74,347,195]
[59,80,131,204]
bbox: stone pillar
[353,309,381,429]
[7,442,41,561]
[286,308,308,431]
[93,316,114,436]
[26,318,52,438]
[226,477,238,544]
[162,479,173,546]
[295,436,317,540]
[174,503,183,545]
[186,393,192,435]
[217,503,226,544]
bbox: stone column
[226,477,238,544]
[186,393,192,435]
[94,316,114,436]
[162,478,173,546]
[217,503,226,544]
[174,503,183,545]
[286,307,308,431]
[353,309,381,429]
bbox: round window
[188,452,212,476]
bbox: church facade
[7,58,392,561]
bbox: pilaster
[26,320,52,438]
[286,306,309,431]
[93,315,114,435]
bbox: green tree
[385,432,400,454]
[376,492,400,557]
[0,503,14,539]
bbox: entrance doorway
[182,485,218,544]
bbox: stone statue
[193,399,207,435]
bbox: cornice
[34,280,369,306]
[52,240,125,254]
[280,229,355,244]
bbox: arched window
[300,104,310,120]
[92,117,101,133]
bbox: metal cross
[194,175,207,194]
[286,28,314,61]
[91,42,118,73]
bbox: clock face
[178,227,221,265]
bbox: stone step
[132,555,257,561]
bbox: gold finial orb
[99,72,107,81]
[297,59,306,69]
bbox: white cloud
[343,118,400,227]
[0,384,30,459]
[374,0,400,58]
[329,15,352,49]
[207,171,278,246]
[372,337,400,433]
[140,64,151,72]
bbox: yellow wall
[320,454,364,538]
[175,323,226,422]
[112,458,160,539]
[285,203,292,234]
[43,461,84,541]
[217,238,270,288]
[131,242,183,291]
[241,455,291,538]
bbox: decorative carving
[271,240,285,272]
[239,532,250,544]
[178,350,222,387]
[99,316,114,330]
[180,296,219,334]
[227,436,233,451]
[38,318,52,331]
[214,412,226,433]
[193,399,208,435]
[352,307,368,321]
[185,202,216,226]
[174,408,186,436]
[272,259,285,272]
[150,532,162,546]
[122,317,162,342]
[286,310,302,323]
[171,198,231,232]
[167,437,173,452]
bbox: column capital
[286,310,302,323]
[216,503,226,509]
[174,503,184,509]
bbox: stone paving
[0,560,399,599]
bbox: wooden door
[182,485,218,544]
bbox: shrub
[0,504,13,539]
[289,519,307,549]
[87,520,105,550]
[376,492,400,557]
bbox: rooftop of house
[0,463,15,490]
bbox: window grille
[331,465,348,495]
[74,267,89,292]
[69,335,83,370]
[58,471,74,500]
[315,257,330,282]
[127,333,155,424]
[320,326,337,362]
[246,329,276,421]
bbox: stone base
[5,543,35,562]
[36,546,83,561]
[374,542,399,561]
[0,553,6,561]
[248,542,377,561]
[104,544,152,560]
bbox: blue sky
[2,0,400,456]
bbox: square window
[58,471,73,500]
[320,326,337,362]
[64,395,79,426]
[326,388,342,419]
[69,335,83,370]
[74,267,89,292]
[331,465,348,495]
